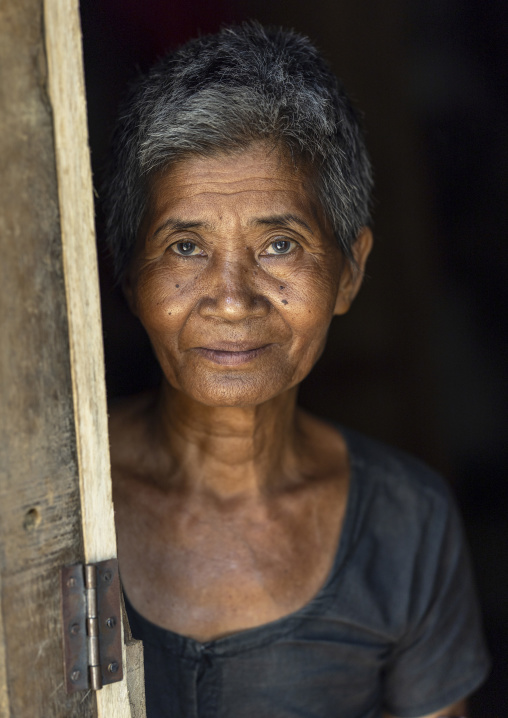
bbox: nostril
[198,287,269,320]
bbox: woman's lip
[196,341,270,352]
[193,345,271,365]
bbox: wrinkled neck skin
[150,379,306,501]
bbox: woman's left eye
[263,239,296,255]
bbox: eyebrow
[150,218,213,240]
[150,213,313,241]
[250,214,313,234]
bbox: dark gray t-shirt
[125,427,490,718]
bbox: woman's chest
[115,481,347,642]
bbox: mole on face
[280,285,285,290]
[175,284,179,288]
[281,299,288,305]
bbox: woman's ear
[334,227,373,316]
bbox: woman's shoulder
[338,425,456,524]
[336,427,472,632]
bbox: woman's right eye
[170,241,203,256]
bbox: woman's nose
[197,258,269,321]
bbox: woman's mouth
[193,344,272,366]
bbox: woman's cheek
[276,271,338,330]
[140,276,207,342]
[134,271,179,330]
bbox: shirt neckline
[123,424,362,659]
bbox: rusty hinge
[61,558,124,693]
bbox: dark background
[79,1,508,714]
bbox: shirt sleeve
[382,490,491,718]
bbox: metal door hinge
[61,559,124,693]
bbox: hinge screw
[66,577,77,588]
[70,669,81,682]
[108,661,119,674]
[70,622,80,635]
[105,616,116,629]
[103,570,113,582]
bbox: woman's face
[125,142,371,407]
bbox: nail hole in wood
[23,507,41,531]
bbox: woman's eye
[170,241,202,256]
[264,239,296,255]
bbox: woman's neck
[150,380,304,500]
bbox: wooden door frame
[0,1,145,714]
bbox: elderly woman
[105,23,489,718]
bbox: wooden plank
[122,598,148,718]
[0,574,8,718]
[42,0,114,565]
[0,0,94,714]
[43,1,146,716]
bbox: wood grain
[43,0,145,715]
[0,574,7,718]
[0,0,145,713]
[0,0,93,714]
[43,0,114,565]
[122,597,148,718]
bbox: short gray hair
[104,22,373,281]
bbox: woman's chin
[165,371,295,408]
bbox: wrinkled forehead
[141,140,328,236]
